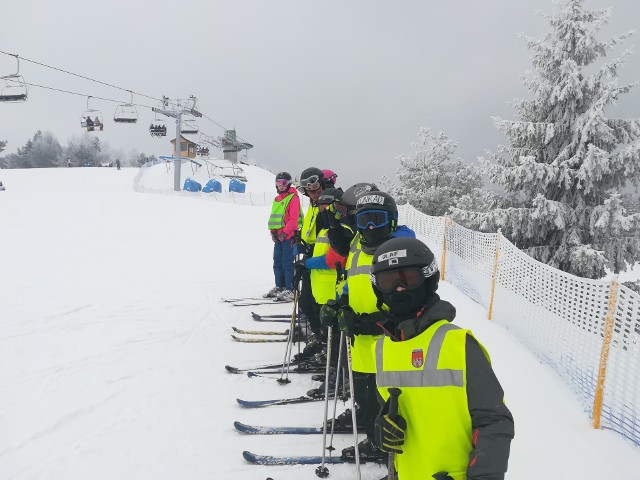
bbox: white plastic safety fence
[132,165,311,208]
[398,203,640,446]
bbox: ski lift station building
[170,135,198,159]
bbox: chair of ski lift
[80,96,104,132]
[181,118,199,135]
[114,92,138,124]
[0,55,28,102]
[149,118,167,137]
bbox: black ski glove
[319,300,339,327]
[293,259,306,286]
[374,400,407,454]
[336,306,355,335]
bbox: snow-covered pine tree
[394,127,483,216]
[452,0,640,279]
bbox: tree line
[0,131,156,169]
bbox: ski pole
[344,335,361,480]
[327,330,345,453]
[387,388,402,480]
[315,325,333,478]
[278,287,299,385]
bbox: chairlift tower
[152,96,202,191]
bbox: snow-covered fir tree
[452,0,640,279]
[394,128,484,216]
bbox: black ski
[231,334,288,343]
[237,394,341,408]
[234,421,362,435]
[242,450,347,465]
[251,312,290,319]
[242,451,381,465]
[251,312,293,323]
[225,359,309,374]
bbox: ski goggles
[356,210,390,229]
[276,179,290,187]
[300,174,321,191]
[373,267,425,294]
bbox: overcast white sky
[1,0,639,187]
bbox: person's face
[276,179,289,192]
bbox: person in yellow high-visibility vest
[320,191,416,462]
[369,237,514,480]
[263,172,302,301]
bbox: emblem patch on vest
[411,348,424,368]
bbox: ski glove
[431,473,454,480]
[337,306,355,335]
[276,231,288,242]
[270,230,278,242]
[293,259,307,286]
[374,409,407,455]
[319,300,339,327]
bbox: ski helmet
[321,169,337,188]
[299,167,324,191]
[276,171,292,182]
[340,182,379,211]
[354,191,398,252]
[317,187,344,206]
[370,237,440,316]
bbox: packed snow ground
[1,166,639,480]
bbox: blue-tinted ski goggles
[356,210,391,229]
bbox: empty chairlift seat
[228,178,246,193]
[202,179,222,193]
[183,178,202,192]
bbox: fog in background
[1,0,639,188]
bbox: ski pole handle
[387,388,402,480]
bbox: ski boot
[341,437,388,464]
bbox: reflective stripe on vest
[310,230,338,304]
[375,323,463,387]
[376,321,489,480]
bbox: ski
[234,421,361,435]
[242,450,347,465]
[232,326,288,336]
[221,296,266,303]
[251,312,291,319]
[231,334,288,343]
[245,365,325,375]
[237,394,340,408]
[231,301,285,307]
[225,360,305,374]
[251,312,293,323]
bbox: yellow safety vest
[300,204,319,246]
[310,229,339,304]
[268,193,303,230]
[375,321,490,480]
[345,233,380,373]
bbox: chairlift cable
[1,50,250,143]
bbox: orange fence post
[487,231,502,321]
[592,277,620,429]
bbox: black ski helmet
[317,187,344,206]
[276,171,292,183]
[340,182,379,211]
[370,237,440,314]
[299,167,324,189]
[354,191,398,252]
